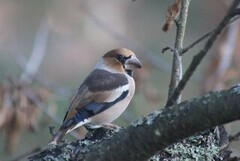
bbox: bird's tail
[49,130,66,145]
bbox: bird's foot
[102,123,121,130]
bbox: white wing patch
[66,118,90,134]
[104,84,129,102]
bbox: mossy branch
[29,84,240,161]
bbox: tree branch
[167,0,190,104]
[165,0,240,107]
[180,8,240,55]
[29,84,240,161]
[180,30,212,55]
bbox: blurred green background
[0,0,239,160]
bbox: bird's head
[101,48,142,73]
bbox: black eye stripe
[116,54,125,64]
[124,55,132,60]
[116,54,132,64]
[116,54,124,60]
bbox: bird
[50,48,142,145]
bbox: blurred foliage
[0,79,50,153]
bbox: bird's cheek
[124,64,135,70]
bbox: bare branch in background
[202,22,239,92]
[4,17,79,140]
[180,30,212,55]
[20,19,49,84]
[6,18,70,97]
[165,1,240,107]
[3,17,80,141]
[9,44,71,97]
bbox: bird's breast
[89,74,135,125]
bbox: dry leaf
[0,81,50,153]
[162,0,182,32]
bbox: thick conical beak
[125,56,142,70]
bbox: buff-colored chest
[89,74,135,125]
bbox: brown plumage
[50,48,142,145]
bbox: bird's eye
[116,54,125,64]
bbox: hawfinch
[50,48,142,145]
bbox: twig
[180,30,212,55]
[180,9,240,55]
[163,38,211,55]
[167,0,190,105]
[162,46,175,53]
[20,19,49,84]
[200,20,239,94]
[165,1,240,107]
[163,13,240,57]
